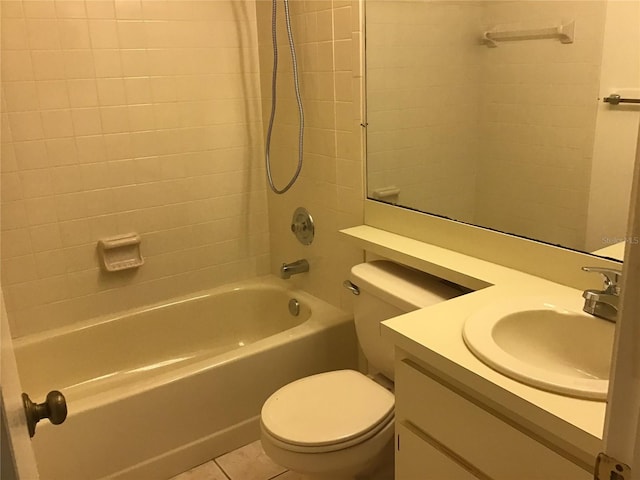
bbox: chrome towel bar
[482,20,575,47]
[603,94,640,105]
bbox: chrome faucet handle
[582,266,623,295]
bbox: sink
[463,297,614,400]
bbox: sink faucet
[280,259,309,279]
[581,266,622,322]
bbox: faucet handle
[582,266,623,294]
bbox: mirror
[365,0,639,260]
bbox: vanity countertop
[592,241,625,261]
[340,225,606,465]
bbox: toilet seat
[261,369,395,453]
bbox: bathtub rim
[13,274,335,347]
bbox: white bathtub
[14,276,358,480]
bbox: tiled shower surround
[0,0,364,337]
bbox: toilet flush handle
[343,280,360,295]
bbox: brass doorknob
[22,391,67,438]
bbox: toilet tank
[350,260,464,380]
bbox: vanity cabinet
[396,422,479,479]
[395,358,592,480]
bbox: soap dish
[97,233,144,272]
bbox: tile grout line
[212,458,232,480]
[268,470,290,480]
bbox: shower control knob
[291,223,306,233]
[22,390,67,438]
[290,207,314,245]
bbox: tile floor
[170,440,305,480]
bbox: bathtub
[14,276,358,480]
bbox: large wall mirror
[365,0,640,260]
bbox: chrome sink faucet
[280,259,309,279]
[581,266,622,322]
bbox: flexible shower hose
[265,0,305,194]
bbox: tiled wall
[256,0,365,309]
[476,1,606,250]
[366,1,482,222]
[1,0,271,337]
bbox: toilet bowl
[260,261,463,479]
[261,370,394,480]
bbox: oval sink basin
[463,298,614,400]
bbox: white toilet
[260,260,463,479]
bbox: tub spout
[280,259,309,279]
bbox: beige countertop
[592,241,625,261]
[341,225,606,466]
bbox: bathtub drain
[288,298,300,316]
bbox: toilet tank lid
[350,260,462,311]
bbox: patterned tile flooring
[170,440,305,480]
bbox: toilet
[260,260,463,479]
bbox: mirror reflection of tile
[365,0,637,253]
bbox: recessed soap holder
[97,233,144,272]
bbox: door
[603,123,640,477]
[600,0,640,477]
[1,290,40,480]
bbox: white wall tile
[29,223,63,253]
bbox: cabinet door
[396,360,592,480]
[396,423,480,480]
